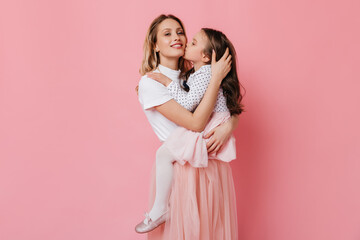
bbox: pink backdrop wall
[1,0,359,239]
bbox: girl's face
[155,19,187,60]
[184,30,210,63]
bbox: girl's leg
[147,144,175,222]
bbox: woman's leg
[147,144,175,222]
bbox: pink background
[1,0,359,239]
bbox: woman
[137,14,241,240]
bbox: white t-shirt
[138,64,181,142]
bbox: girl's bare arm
[155,48,232,132]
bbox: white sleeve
[138,76,173,110]
[166,72,211,112]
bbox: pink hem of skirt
[146,159,238,240]
[163,112,237,168]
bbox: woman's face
[184,30,209,63]
[155,19,187,60]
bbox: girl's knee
[156,145,173,164]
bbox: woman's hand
[204,114,239,153]
[146,72,172,86]
[135,85,139,95]
[204,121,232,153]
[210,48,232,85]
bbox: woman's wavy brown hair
[180,28,245,115]
[139,14,191,75]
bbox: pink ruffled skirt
[147,159,238,240]
[163,111,237,168]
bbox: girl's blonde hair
[139,14,191,76]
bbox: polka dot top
[166,64,229,113]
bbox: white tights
[147,144,175,222]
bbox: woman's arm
[204,114,239,153]
[155,49,232,132]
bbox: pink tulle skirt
[163,111,236,168]
[147,159,238,240]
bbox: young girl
[135,27,244,233]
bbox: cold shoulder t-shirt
[138,64,180,142]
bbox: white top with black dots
[166,64,229,113]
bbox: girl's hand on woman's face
[146,72,173,87]
[210,47,232,85]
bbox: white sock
[146,144,174,223]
